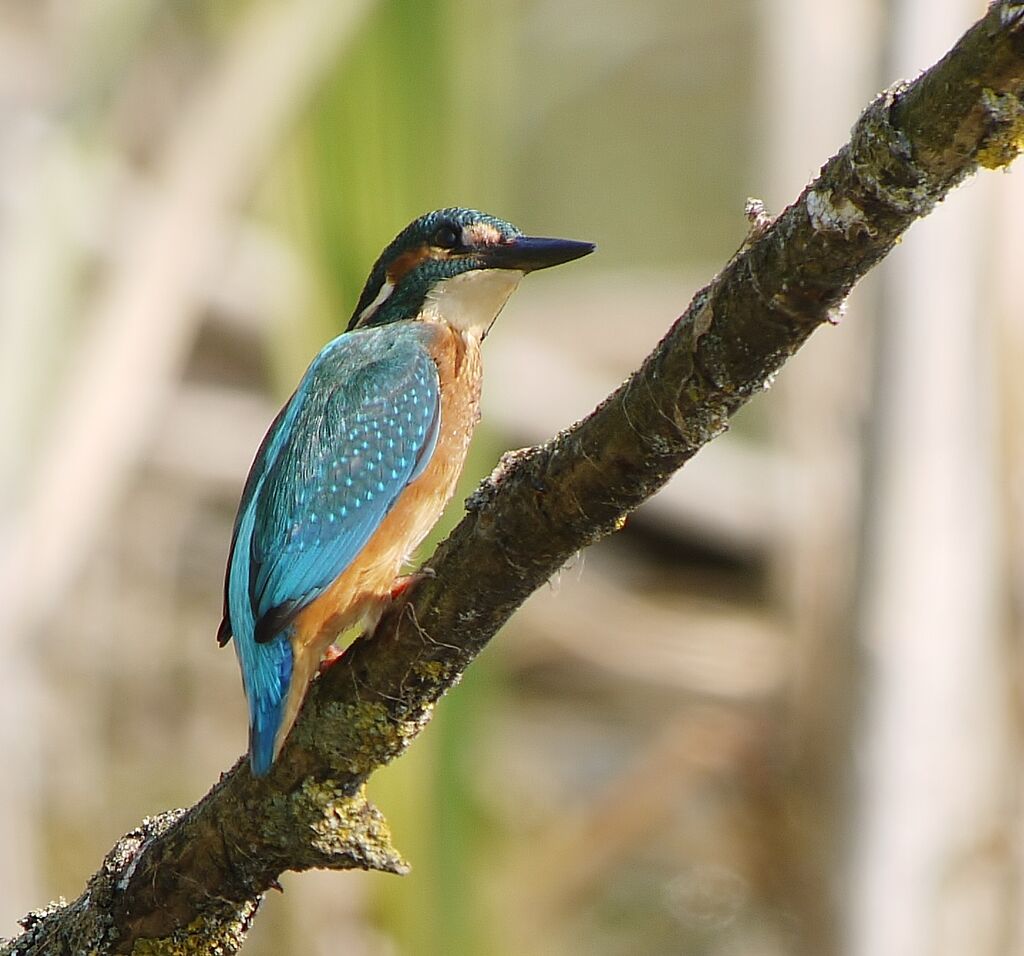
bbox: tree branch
[7,3,1024,953]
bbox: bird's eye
[432,223,461,249]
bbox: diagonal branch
[7,3,1024,953]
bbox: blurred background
[0,0,1020,954]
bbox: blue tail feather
[243,633,293,777]
[227,490,296,775]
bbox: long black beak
[485,235,595,272]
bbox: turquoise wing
[220,324,440,775]
[248,328,441,637]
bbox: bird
[217,207,594,776]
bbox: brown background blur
[1,1,1021,954]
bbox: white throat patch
[422,268,524,336]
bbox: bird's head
[347,207,594,335]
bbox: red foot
[318,644,344,674]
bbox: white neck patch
[355,278,395,326]
[422,268,524,336]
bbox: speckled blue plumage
[221,323,441,775]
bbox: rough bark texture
[6,4,1024,953]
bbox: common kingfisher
[217,207,594,776]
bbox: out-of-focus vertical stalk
[992,163,1024,956]
[849,2,1016,954]
[755,2,879,951]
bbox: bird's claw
[318,644,344,674]
[389,567,435,602]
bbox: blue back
[222,323,441,774]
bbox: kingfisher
[217,207,594,776]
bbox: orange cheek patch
[387,244,432,283]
